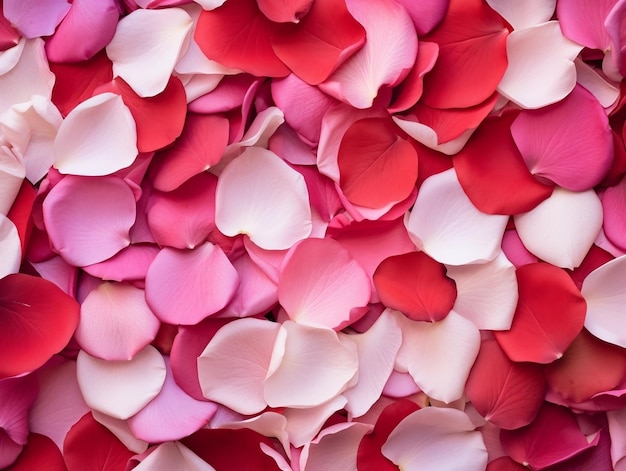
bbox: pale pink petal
[0,215,20,278]
[394,310,481,403]
[29,358,89,451]
[133,441,215,471]
[193,0,226,8]
[269,125,317,165]
[128,358,217,443]
[381,407,487,471]
[283,395,348,448]
[53,93,137,176]
[3,0,70,38]
[576,58,620,109]
[76,345,166,420]
[0,39,55,117]
[0,95,62,184]
[319,0,417,109]
[42,175,136,267]
[106,8,192,97]
[382,370,421,398]
[0,147,24,216]
[145,242,239,325]
[197,318,280,415]
[92,411,148,454]
[75,282,160,361]
[511,85,613,191]
[0,40,24,76]
[497,21,583,109]
[342,310,402,418]
[486,0,556,30]
[446,252,518,331]
[582,255,626,348]
[406,168,509,265]
[514,187,603,269]
[215,147,312,250]
[391,117,474,155]
[301,422,372,471]
[278,238,370,330]
[264,321,359,408]
[219,411,290,454]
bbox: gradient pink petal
[3,0,70,38]
[557,0,614,50]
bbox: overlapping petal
[3,0,70,39]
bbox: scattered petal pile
[1,0,626,469]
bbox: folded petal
[342,311,402,418]
[75,282,160,361]
[394,310,481,403]
[282,396,347,448]
[132,442,215,471]
[582,255,626,347]
[406,168,509,265]
[264,321,359,408]
[42,175,136,266]
[511,85,613,191]
[145,242,239,325]
[76,346,166,420]
[381,407,488,471]
[0,215,20,278]
[271,0,366,85]
[494,263,587,363]
[53,93,137,176]
[3,0,70,38]
[446,252,518,331]
[374,251,456,322]
[301,422,372,471]
[466,339,545,429]
[0,274,79,379]
[497,21,583,109]
[82,244,159,282]
[514,187,603,269]
[197,318,280,415]
[106,7,192,97]
[278,238,370,330]
[215,147,312,250]
[319,0,417,109]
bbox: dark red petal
[568,245,614,291]
[338,117,418,209]
[6,434,66,471]
[7,181,36,257]
[494,263,587,364]
[0,274,79,379]
[545,329,626,404]
[500,403,600,469]
[420,0,509,108]
[357,399,421,471]
[95,76,186,153]
[195,0,289,78]
[271,0,366,85]
[414,143,453,189]
[0,11,19,51]
[486,457,528,471]
[49,51,113,117]
[454,112,553,215]
[180,429,279,471]
[466,339,545,429]
[373,251,456,322]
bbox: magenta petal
[557,0,614,50]
[145,242,239,325]
[0,375,37,450]
[511,85,613,191]
[3,0,70,38]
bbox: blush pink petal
[319,0,417,109]
[281,396,347,449]
[301,422,372,471]
[75,282,160,361]
[486,0,555,30]
[601,176,626,251]
[82,244,159,282]
[511,85,613,191]
[394,0,448,35]
[147,172,217,249]
[106,8,192,98]
[189,74,259,115]
[3,0,70,38]
[556,0,614,50]
[269,125,317,165]
[608,407,626,471]
[42,175,136,267]
[497,21,583,109]
[132,441,215,471]
[128,358,217,443]
[278,238,370,330]
[514,187,603,269]
[30,255,77,296]
[145,242,239,325]
[29,359,89,452]
[382,370,421,398]
[406,168,509,265]
[53,93,137,176]
[393,310,481,403]
[215,147,312,250]
[446,252,518,331]
[582,255,626,347]
[76,346,166,420]
[197,318,280,415]
[381,407,487,471]
[342,310,402,418]
[0,148,24,217]
[264,321,359,408]
[45,0,120,63]
[243,237,287,285]
[0,215,20,278]
[576,58,621,108]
